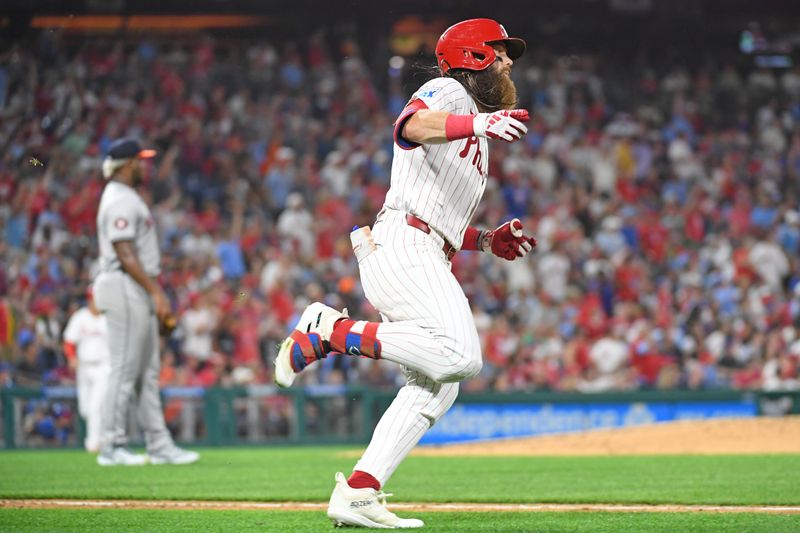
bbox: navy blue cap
[106,137,156,160]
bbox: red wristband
[64,342,77,361]
[445,114,476,141]
[461,226,483,251]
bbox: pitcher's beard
[131,166,144,187]
[448,65,517,112]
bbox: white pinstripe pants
[76,361,111,451]
[353,208,482,484]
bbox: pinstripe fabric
[354,368,458,485]
[387,77,487,250]
[360,208,482,383]
[348,75,489,487]
[351,208,482,485]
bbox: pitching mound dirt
[411,417,800,456]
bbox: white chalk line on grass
[2,499,800,514]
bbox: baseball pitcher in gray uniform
[93,137,199,466]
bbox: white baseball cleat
[327,472,424,529]
[274,302,348,388]
[148,445,200,465]
[97,446,148,466]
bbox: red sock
[330,319,382,359]
[348,470,381,491]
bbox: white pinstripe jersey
[63,308,109,365]
[387,77,488,249]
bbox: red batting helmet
[436,18,526,75]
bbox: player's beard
[131,162,144,187]
[448,64,517,112]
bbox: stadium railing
[1,386,798,449]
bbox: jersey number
[459,136,485,175]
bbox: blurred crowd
[1,28,800,398]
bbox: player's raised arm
[274,19,535,529]
[395,27,529,148]
[400,108,530,145]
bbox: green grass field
[2,509,799,533]
[1,447,799,531]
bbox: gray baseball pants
[93,271,173,453]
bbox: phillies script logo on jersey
[458,136,485,175]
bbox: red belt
[405,214,457,260]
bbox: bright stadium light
[389,55,405,70]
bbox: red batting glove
[481,219,537,261]
[499,109,530,122]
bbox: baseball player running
[63,287,110,453]
[93,137,199,466]
[275,19,536,528]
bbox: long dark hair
[417,63,516,112]
[447,68,516,112]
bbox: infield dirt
[2,499,799,514]
[411,417,800,456]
